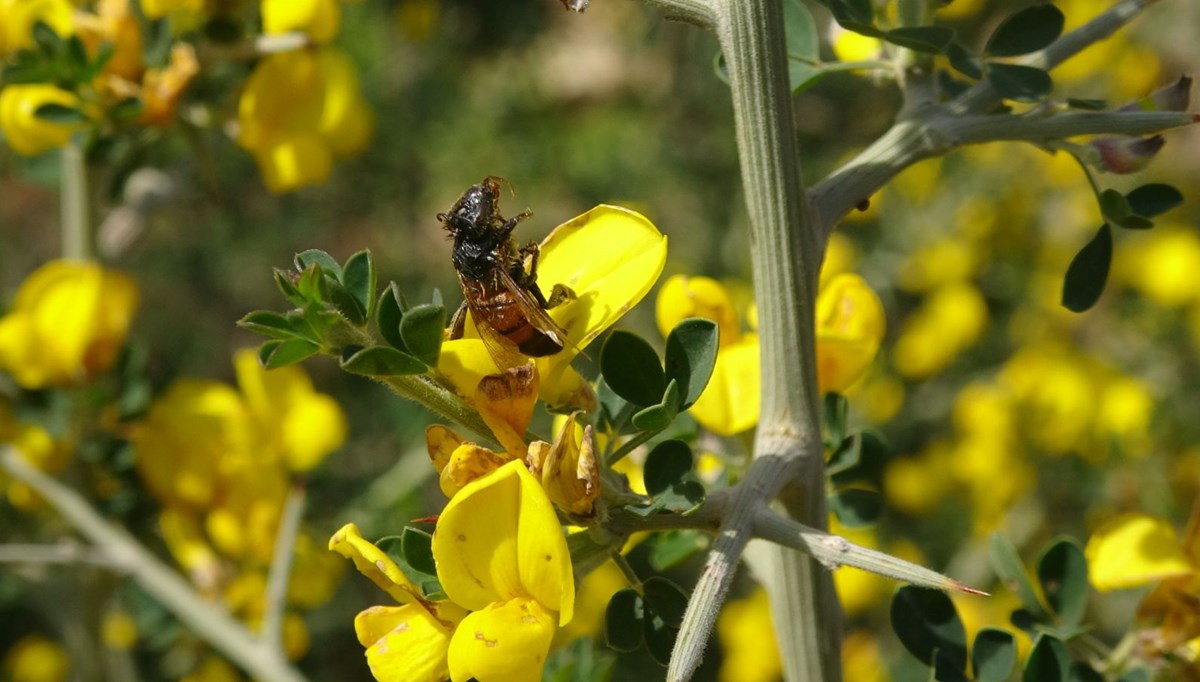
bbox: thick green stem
[60,139,92,261]
[663,0,837,680]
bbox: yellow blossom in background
[717,588,780,682]
[656,271,884,435]
[439,205,667,411]
[180,656,241,682]
[1,635,69,682]
[1122,226,1200,307]
[237,47,374,193]
[262,0,340,44]
[1085,514,1194,592]
[100,610,138,650]
[0,0,74,56]
[892,282,987,380]
[0,260,139,389]
[139,0,205,21]
[0,406,68,509]
[842,631,891,682]
[830,24,881,63]
[0,84,85,157]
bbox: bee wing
[495,264,568,346]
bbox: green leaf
[664,319,718,409]
[890,586,967,671]
[1126,183,1183,218]
[601,330,666,407]
[401,527,437,576]
[238,311,298,340]
[784,0,819,62]
[1023,634,1070,682]
[376,284,407,351]
[631,404,673,432]
[1036,538,1088,625]
[258,339,319,369]
[295,249,342,279]
[1116,668,1149,682]
[296,265,327,303]
[1099,189,1152,230]
[65,35,88,72]
[80,41,115,82]
[985,4,1064,58]
[340,346,427,376]
[644,441,693,497]
[826,433,862,475]
[34,103,88,125]
[109,97,144,121]
[830,488,882,527]
[273,269,306,307]
[1061,224,1112,313]
[341,250,376,320]
[972,628,1017,682]
[399,304,445,367]
[988,532,1047,618]
[823,392,849,446]
[946,42,984,80]
[32,20,62,54]
[605,590,644,653]
[884,26,955,54]
[1066,98,1108,111]
[649,530,707,571]
[642,578,688,666]
[1070,662,1104,682]
[325,278,367,326]
[987,63,1053,102]
[828,0,874,28]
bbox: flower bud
[1090,135,1165,174]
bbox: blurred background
[1,0,1198,680]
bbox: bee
[439,177,571,367]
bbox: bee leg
[498,210,533,240]
[448,301,469,340]
[546,283,576,309]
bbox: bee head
[438,178,504,238]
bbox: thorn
[954,582,991,596]
[411,515,440,525]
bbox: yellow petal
[426,425,464,473]
[328,523,424,604]
[432,461,574,623]
[1,0,74,56]
[158,508,222,595]
[261,0,340,43]
[438,443,509,499]
[815,273,885,394]
[447,598,556,682]
[689,336,760,435]
[0,84,83,156]
[1086,514,1196,592]
[537,205,667,354]
[358,604,456,682]
[315,48,374,155]
[655,275,741,348]
[541,416,600,517]
[474,364,538,459]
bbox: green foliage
[830,487,882,527]
[606,577,690,666]
[601,330,666,407]
[985,63,1054,102]
[1036,538,1089,626]
[1061,224,1113,313]
[1024,634,1070,682]
[663,318,718,409]
[633,440,706,516]
[984,5,1065,58]
[989,532,1048,619]
[377,530,444,600]
[972,628,1016,682]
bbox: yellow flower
[892,282,987,380]
[0,406,68,509]
[717,588,781,682]
[262,0,340,44]
[434,461,575,682]
[0,84,85,157]
[0,260,138,388]
[655,272,884,435]
[139,0,205,21]
[0,0,74,57]
[330,522,467,682]
[237,47,374,193]
[1085,513,1195,592]
[2,634,69,682]
[438,205,667,411]
[233,347,346,472]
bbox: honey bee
[439,177,571,367]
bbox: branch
[642,0,715,29]
[752,506,986,595]
[811,0,1166,229]
[0,542,122,569]
[261,481,307,654]
[0,446,309,682]
[943,110,1196,145]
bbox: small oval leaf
[259,338,319,369]
[341,250,376,320]
[985,4,1065,57]
[399,304,445,367]
[643,441,693,497]
[601,330,666,407]
[987,63,1053,102]
[664,318,718,409]
[973,628,1017,682]
[890,586,968,670]
[1061,224,1112,313]
[1023,634,1070,682]
[340,346,427,376]
[1126,183,1183,218]
[605,590,644,653]
[1036,537,1088,625]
